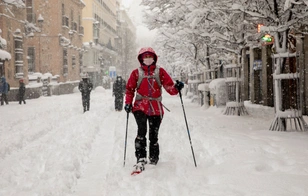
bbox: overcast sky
[121,0,157,49]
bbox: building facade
[0,0,85,88]
[117,8,136,80]
[82,0,119,87]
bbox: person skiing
[124,47,184,174]
[18,79,26,104]
[113,75,125,111]
[0,76,9,105]
[78,74,93,112]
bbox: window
[26,0,35,23]
[70,9,74,29]
[27,47,35,73]
[14,36,23,77]
[62,3,65,15]
[78,15,81,29]
[72,55,76,68]
[63,48,68,75]
[0,61,4,77]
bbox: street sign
[109,66,116,78]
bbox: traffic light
[261,34,272,42]
[257,24,263,33]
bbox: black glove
[175,80,184,91]
[124,104,132,113]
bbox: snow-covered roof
[0,49,11,61]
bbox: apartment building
[25,0,85,83]
[81,0,137,87]
[0,0,85,88]
[0,1,27,87]
[82,0,119,87]
[117,8,136,79]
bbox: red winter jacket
[125,47,179,116]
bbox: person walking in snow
[78,75,93,112]
[0,76,9,105]
[124,47,184,173]
[113,75,125,111]
[18,78,26,104]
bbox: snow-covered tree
[240,0,308,131]
[141,0,210,76]
[141,0,308,127]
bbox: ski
[131,162,145,176]
[131,170,142,176]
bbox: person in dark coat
[18,79,26,104]
[113,76,125,111]
[0,76,9,105]
[78,76,93,112]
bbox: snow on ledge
[226,101,244,107]
[209,78,226,90]
[276,110,302,118]
[272,52,297,58]
[0,49,11,60]
[198,83,209,91]
[225,77,241,82]
[224,64,240,68]
[273,73,299,80]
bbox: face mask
[143,58,154,66]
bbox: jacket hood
[137,47,158,66]
[1,77,6,83]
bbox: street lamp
[37,14,44,28]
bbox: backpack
[137,66,161,89]
[7,83,10,91]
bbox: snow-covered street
[1,87,308,196]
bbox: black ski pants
[19,94,26,104]
[1,93,8,105]
[133,110,162,161]
[114,95,123,111]
[81,93,90,112]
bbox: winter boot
[149,157,159,165]
[149,142,159,165]
[135,136,147,160]
[131,158,147,175]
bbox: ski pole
[123,112,129,167]
[178,90,197,167]
[162,103,171,112]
